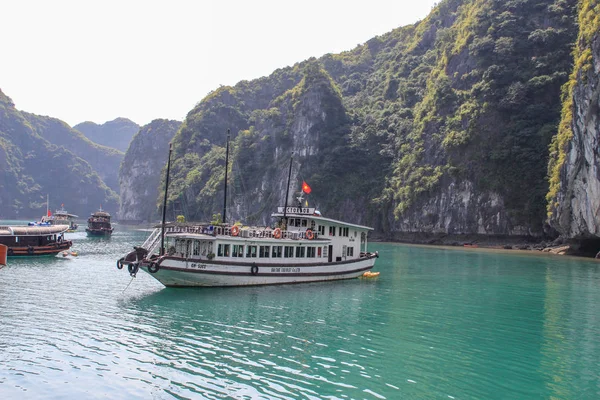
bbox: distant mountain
[74,118,140,152]
[118,119,181,222]
[0,89,118,218]
[23,113,124,193]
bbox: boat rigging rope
[122,276,135,293]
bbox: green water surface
[0,225,599,399]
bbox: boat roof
[90,211,111,217]
[55,211,78,218]
[0,224,69,236]
[271,210,373,231]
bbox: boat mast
[46,194,49,217]
[160,143,173,256]
[283,153,294,225]
[222,129,230,225]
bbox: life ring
[231,225,240,236]
[305,229,314,240]
[251,264,258,275]
[273,228,282,239]
[117,257,124,270]
[27,246,34,255]
[148,262,160,274]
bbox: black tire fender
[128,263,139,276]
[117,257,124,270]
[251,263,258,275]
[148,262,160,274]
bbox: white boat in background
[117,139,378,288]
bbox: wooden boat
[86,208,114,236]
[118,141,378,287]
[0,224,72,257]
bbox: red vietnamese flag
[47,210,52,217]
[302,181,311,194]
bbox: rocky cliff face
[126,0,581,239]
[74,118,140,152]
[118,119,181,222]
[549,32,600,239]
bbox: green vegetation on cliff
[547,0,600,217]
[161,0,579,234]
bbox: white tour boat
[117,139,378,287]
[118,205,378,287]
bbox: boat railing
[142,228,162,254]
[160,224,321,241]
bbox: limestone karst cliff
[118,119,181,222]
[157,0,579,239]
[547,1,600,241]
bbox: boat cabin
[161,207,372,265]
[0,225,69,247]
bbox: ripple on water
[1,234,600,398]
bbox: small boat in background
[51,205,79,232]
[0,225,72,257]
[86,207,114,236]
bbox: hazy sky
[2,0,439,127]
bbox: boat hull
[86,229,113,236]
[135,254,378,287]
[6,241,72,257]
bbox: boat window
[259,246,270,258]
[218,244,224,257]
[232,244,244,257]
[306,247,316,258]
[284,246,294,258]
[317,247,322,257]
[272,246,282,258]
[246,245,257,258]
[295,246,305,258]
[347,247,354,257]
[16,237,19,243]
[175,239,187,256]
[295,218,301,226]
[329,226,336,236]
[193,241,200,256]
[301,219,307,227]
[224,244,230,257]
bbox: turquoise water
[1,225,599,399]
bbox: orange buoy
[231,225,240,236]
[305,229,314,240]
[273,228,282,239]
[362,271,380,278]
